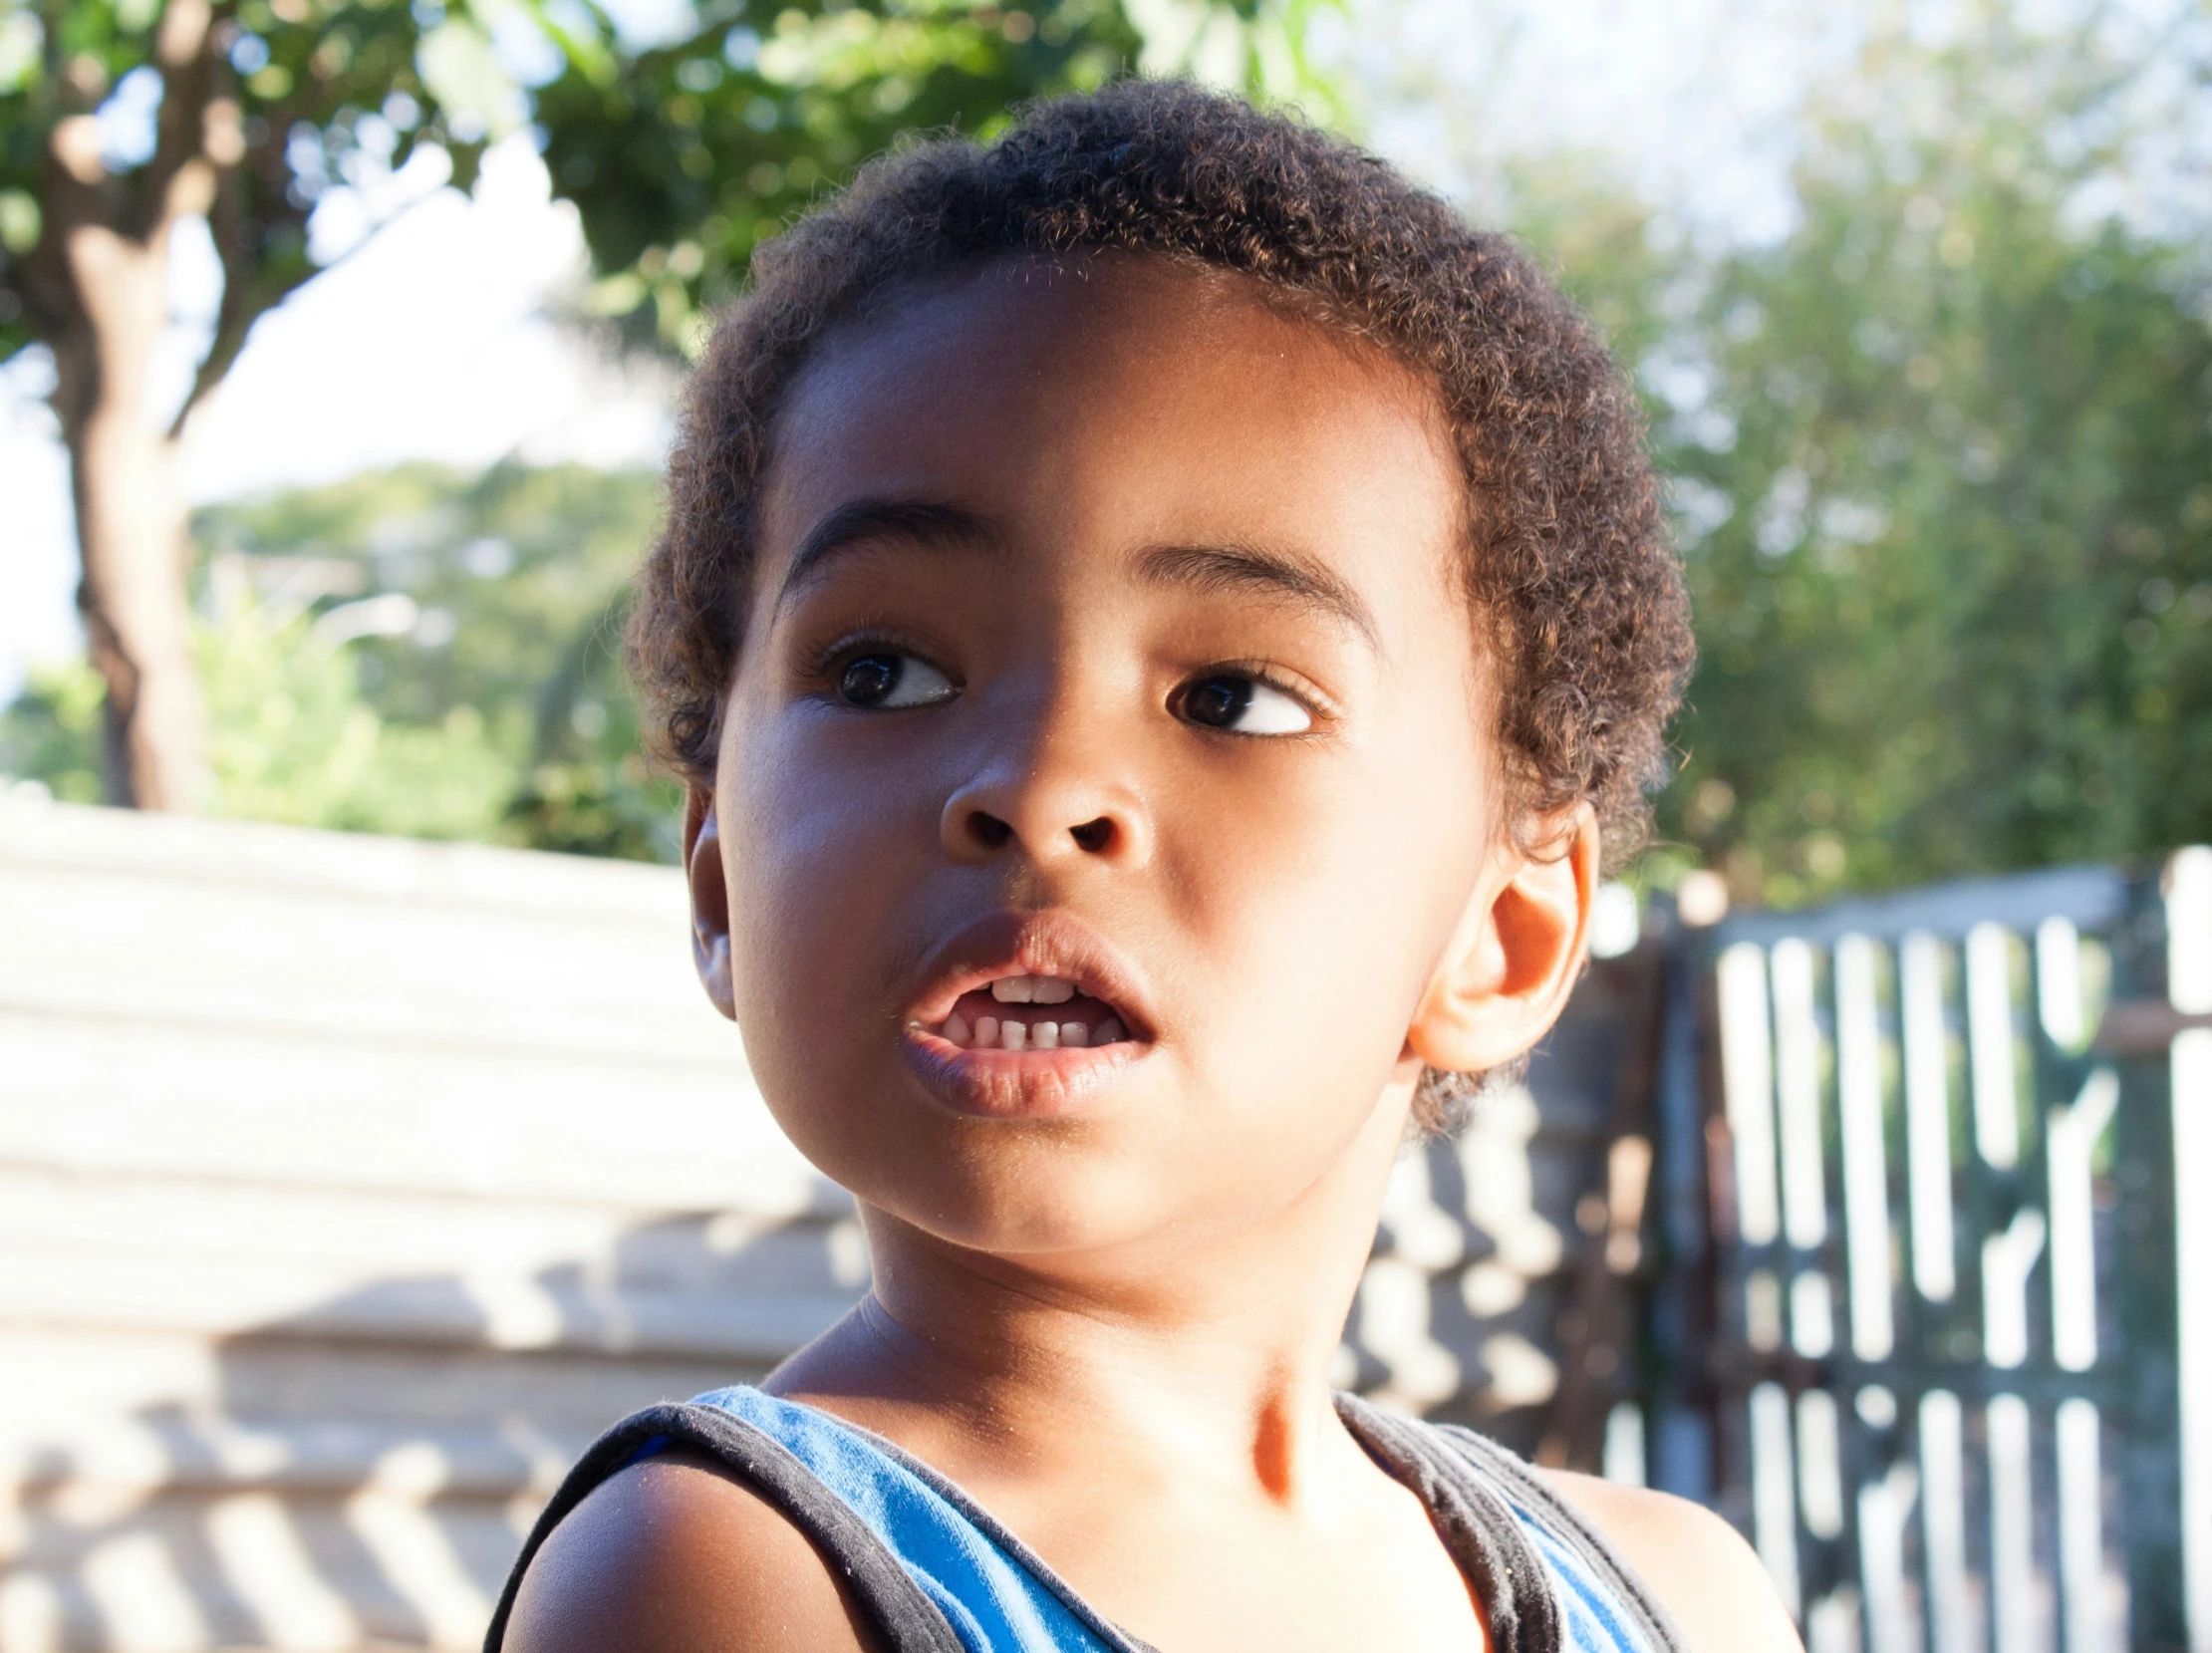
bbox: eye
[835,651,957,710]
[1176,672,1313,736]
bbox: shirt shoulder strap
[480,1400,968,1653]
[1408,1414,1690,1653]
[1335,1393,1565,1653]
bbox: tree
[0,0,1171,810]
[1469,9,2212,907]
[531,0,1135,355]
[527,0,1344,353]
[2,459,683,856]
[0,0,504,807]
[196,459,686,855]
[198,459,681,856]
[1639,12,2212,905]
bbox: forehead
[756,254,1467,629]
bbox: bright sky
[0,0,1928,696]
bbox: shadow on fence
[5,1200,858,1650]
[33,809,2194,1651]
[1631,851,2212,1653]
[4,1001,1659,1653]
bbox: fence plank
[1967,924,2023,1171]
[1752,1381,1803,1615]
[1773,940,1831,1257]
[1661,854,2205,1653]
[1920,1389,1975,1653]
[2175,1027,2212,1652]
[2056,1398,2111,1653]
[1720,944,1784,1249]
[1901,933,1959,1306]
[1836,936,1895,1362]
[2049,1072,2117,1374]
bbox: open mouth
[922,972,1133,1052]
[900,913,1155,1118]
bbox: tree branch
[136,0,229,242]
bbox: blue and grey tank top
[484,1386,1685,1653]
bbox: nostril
[967,810,1014,849]
[1069,817,1115,854]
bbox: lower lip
[900,1028,1144,1118]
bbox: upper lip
[905,909,1158,1042]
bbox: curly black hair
[631,79,1692,1129]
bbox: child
[490,81,1798,1653]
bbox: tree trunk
[58,219,209,812]
[22,1,227,812]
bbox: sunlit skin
[507,256,1801,1653]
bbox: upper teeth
[991,974,1074,1004]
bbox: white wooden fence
[0,796,850,1652]
[1642,855,2212,1653]
[0,795,1617,1651]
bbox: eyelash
[805,626,952,687]
[800,632,1335,729]
[1181,661,1336,731]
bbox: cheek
[717,710,929,1044]
[1166,716,1492,1121]
[713,708,959,1201]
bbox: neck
[770,1077,1415,1510]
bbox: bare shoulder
[1533,1469,1804,1653]
[503,1452,875,1653]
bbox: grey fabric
[481,1401,968,1653]
[1334,1394,1565,1653]
[1430,1423,1691,1653]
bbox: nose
[939,745,1153,871]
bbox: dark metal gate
[1631,851,2212,1653]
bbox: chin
[754,1039,1391,1269]
[895,1129,1188,1256]
[769,1098,1188,1262]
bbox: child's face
[694,256,1579,1260]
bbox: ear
[685,785,736,1020]
[1407,803,1599,1077]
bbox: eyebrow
[774,498,1003,613]
[1136,542,1380,651]
[774,502,1381,651]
